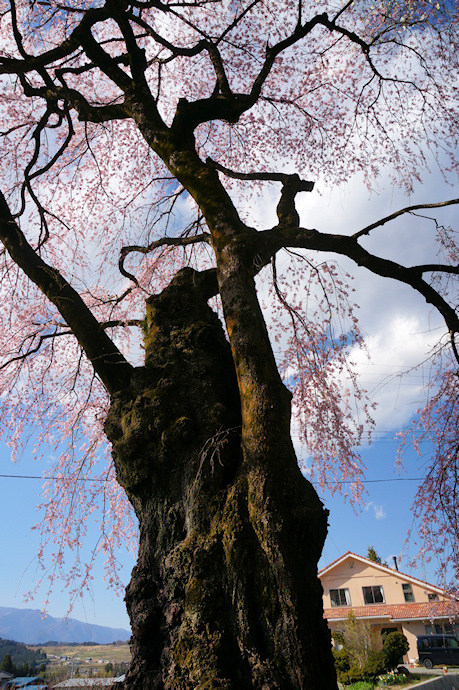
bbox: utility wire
[0,473,426,485]
[0,474,106,481]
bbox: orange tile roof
[324,600,459,622]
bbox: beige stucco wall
[402,622,429,663]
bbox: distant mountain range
[0,607,130,645]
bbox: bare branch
[415,264,459,275]
[101,319,144,330]
[450,331,459,366]
[0,327,72,372]
[353,199,459,239]
[216,0,262,45]
[119,233,212,284]
[0,191,133,394]
[127,12,208,59]
[208,158,314,228]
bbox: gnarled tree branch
[0,191,133,394]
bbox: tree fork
[105,268,336,689]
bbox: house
[318,551,459,664]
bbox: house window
[428,592,439,601]
[402,583,414,602]
[330,588,351,607]
[362,585,385,604]
[425,622,457,635]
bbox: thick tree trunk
[105,268,337,690]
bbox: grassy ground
[28,642,131,674]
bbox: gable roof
[318,551,445,595]
[5,679,46,689]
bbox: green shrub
[332,630,345,647]
[333,614,409,684]
[333,648,353,684]
[334,650,386,684]
[362,650,386,677]
[382,632,409,670]
[333,648,350,674]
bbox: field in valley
[28,642,131,673]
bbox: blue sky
[318,440,433,574]
[0,441,136,631]
[1,164,457,632]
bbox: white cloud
[345,314,438,430]
[365,501,387,520]
[293,165,453,435]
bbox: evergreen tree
[1,654,13,674]
[367,546,387,567]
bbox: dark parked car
[417,634,459,669]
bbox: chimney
[393,556,399,571]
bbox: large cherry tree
[1,0,459,688]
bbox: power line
[313,477,426,485]
[0,473,106,482]
[0,473,425,485]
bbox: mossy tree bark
[0,105,339,689]
[105,268,336,690]
[0,48,338,688]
